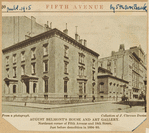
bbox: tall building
[2,16,50,49]
[2,17,99,102]
[98,44,147,99]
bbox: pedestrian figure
[24,102,26,106]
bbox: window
[21,51,25,62]
[92,71,95,80]
[92,87,94,94]
[78,53,85,64]
[31,63,36,75]
[6,56,9,66]
[43,60,48,72]
[79,83,83,94]
[107,60,111,71]
[43,44,48,56]
[44,79,48,93]
[64,61,69,74]
[13,85,16,93]
[64,45,69,58]
[21,65,25,75]
[13,67,16,78]
[92,59,95,68]
[31,47,36,59]
[33,83,36,93]
[6,68,9,77]
[114,60,116,66]
[13,54,17,64]
[78,66,85,76]
[64,81,67,93]
[84,83,86,94]
[114,68,116,74]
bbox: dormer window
[43,43,48,56]
[31,47,36,59]
[13,54,17,64]
[21,51,25,62]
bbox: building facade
[97,67,129,101]
[2,17,99,102]
[98,44,147,99]
[2,16,50,49]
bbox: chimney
[111,51,115,56]
[44,21,50,32]
[31,16,36,36]
[84,39,87,47]
[75,26,80,42]
[50,22,52,29]
[119,44,125,52]
[63,23,68,35]
[79,39,83,44]
[75,34,79,41]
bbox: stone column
[22,82,26,93]
[29,81,33,94]
[9,84,13,94]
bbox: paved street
[2,102,145,113]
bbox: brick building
[2,16,99,102]
[98,44,147,99]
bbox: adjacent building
[2,17,99,102]
[98,44,147,99]
[97,67,129,101]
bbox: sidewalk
[2,101,114,109]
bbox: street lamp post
[143,76,147,112]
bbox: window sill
[21,60,25,63]
[31,58,36,60]
[64,72,69,75]
[43,71,48,74]
[43,54,48,57]
[32,73,36,75]
[64,56,69,59]
[79,62,85,66]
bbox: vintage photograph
[2,15,147,113]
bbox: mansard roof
[2,28,99,57]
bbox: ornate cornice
[2,28,99,57]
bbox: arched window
[13,85,16,93]
[33,83,36,93]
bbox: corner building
[2,28,99,102]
